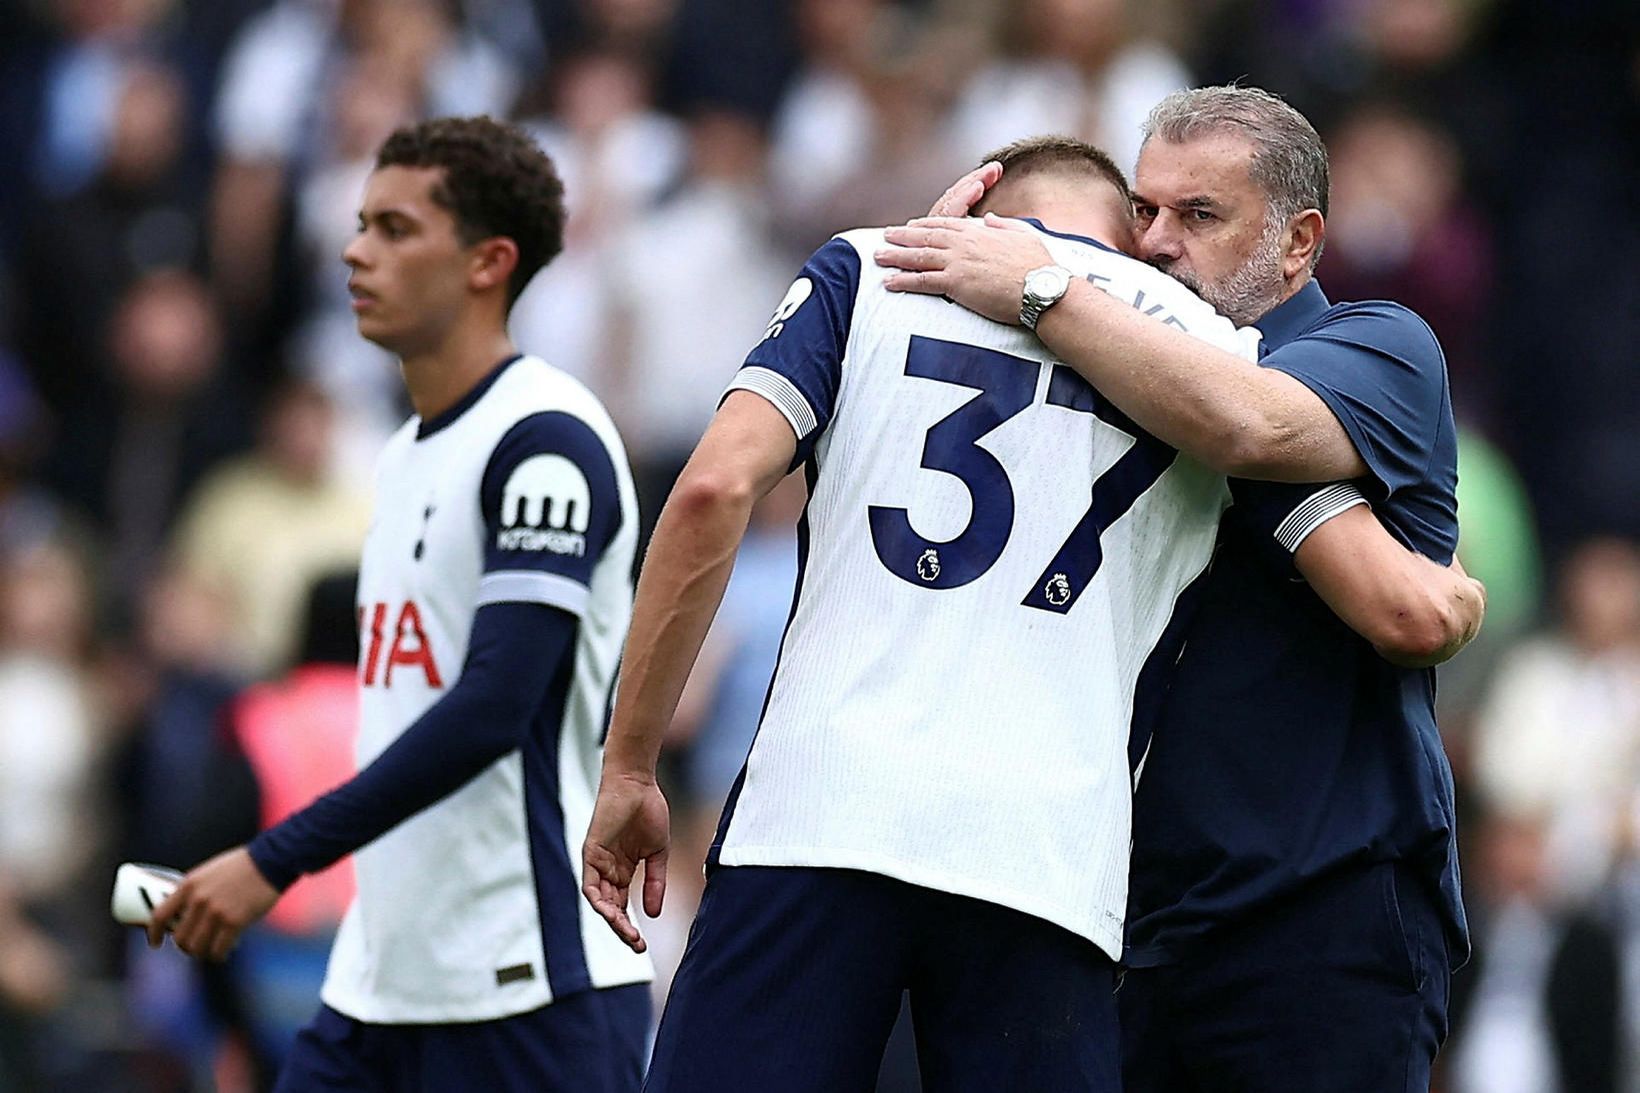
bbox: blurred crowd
[0,0,1635,1089]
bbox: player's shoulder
[493,356,620,434]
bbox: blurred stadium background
[0,0,1636,1089]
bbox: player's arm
[585,235,856,952]
[875,215,1365,482]
[151,411,623,960]
[583,394,794,952]
[1294,504,1485,666]
[150,604,577,959]
[1247,481,1485,667]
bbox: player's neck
[399,324,518,423]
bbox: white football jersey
[716,223,1260,957]
[323,355,652,1024]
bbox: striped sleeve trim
[725,366,819,439]
[476,571,589,617]
[1273,483,1370,553]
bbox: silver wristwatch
[1020,264,1073,330]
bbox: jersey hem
[318,967,653,1026]
[716,845,1122,960]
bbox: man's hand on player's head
[876,214,1053,326]
[927,161,1003,218]
[146,847,279,961]
[582,769,671,954]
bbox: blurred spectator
[1447,811,1624,1093]
[287,53,418,483]
[0,538,102,1088]
[17,58,205,416]
[946,0,1191,174]
[1471,539,1640,902]
[208,0,522,328]
[602,107,793,528]
[662,0,796,120]
[514,46,687,385]
[772,7,972,255]
[1321,103,1496,424]
[226,570,358,1076]
[45,268,252,612]
[112,564,260,1083]
[171,381,371,677]
[0,352,72,562]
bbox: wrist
[1020,264,1073,330]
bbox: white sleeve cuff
[476,571,589,616]
[1273,483,1370,554]
[724,366,818,439]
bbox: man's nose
[342,234,368,269]
[1138,212,1184,261]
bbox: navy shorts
[645,865,1119,1093]
[274,984,650,1092]
[1120,861,1450,1093]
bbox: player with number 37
[584,137,1261,1091]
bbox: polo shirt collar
[1252,279,1330,351]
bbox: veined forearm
[603,477,755,775]
[1035,280,1363,482]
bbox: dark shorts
[645,865,1120,1093]
[1120,861,1450,1093]
[274,984,650,1093]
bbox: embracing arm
[1295,504,1485,667]
[582,392,796,950]
[877,216,1365,482]
[1032,275,1366,482]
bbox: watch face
[1027,266,1069,298]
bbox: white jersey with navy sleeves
[718,223,1260,957]
[324,355,652,1024]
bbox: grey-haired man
[877,86,1474,1091]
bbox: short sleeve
[475,411,623,617]
[1230,479,1371,574]
[723,235,861,468]
[1259,304,1448,501]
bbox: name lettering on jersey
[359,600,445,689]
[1084,273,1190,333]
[763,277,814,340]
[497,454,589,556]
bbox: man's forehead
[1135,132,1259,196]
[360,164,445,216]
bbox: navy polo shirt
[1124,280,1469,969]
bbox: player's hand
[582,769,670,953]
[146,847,279,961]
[927,161,1003,218]
[876,214,1053,325]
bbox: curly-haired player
[149,116,653,1091]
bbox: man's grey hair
[1142,85,1329,267]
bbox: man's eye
[1190,210,1215,222]
[1135,206,1158,221]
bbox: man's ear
[470,237,520,294]
[1284,210,1324,277]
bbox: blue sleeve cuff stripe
[726,367,819,439]
[1274,483,1369,553]
[477,571,589,616]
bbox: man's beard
[1155,219,1289,326]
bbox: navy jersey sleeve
[476,411,623,617]
[247,602,575,889]
[724,235,861,469]
[1259,303,1449,501]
